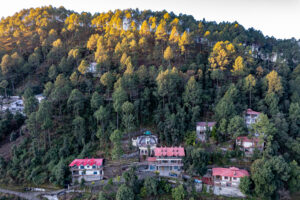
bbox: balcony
[156,162,183,167]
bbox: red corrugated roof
[212,167,249,178]
[246,109,261,115]
[236,136,260,143]
[147,157,157,162]
[154,147,185,157]
[69,158,103,167]
[196,122,216,127]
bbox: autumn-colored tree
[179,31,191,58]
[164,46,174,66]
[78,60,89,75]
[139,20,150,37]
[266,70,283,96]
[231,56,246,77]
[169,26,180,44]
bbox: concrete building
[69,158,104,182]
[132,131,158,157]
[196,122,216,142]
[244,109,261,128]
[212,167,249,187]
[236,136,264,156]
[147,146,185,177]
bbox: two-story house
[132,131,158,158]
[196,122,216,142]
[212,167,249,187]
[236,136,264,156]
[69,158,104,182]
[147,146,185,177]
[244,109,261,128]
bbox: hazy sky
[1,0,299,39]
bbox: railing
[156,163,183,166]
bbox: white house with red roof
[212,167,249,187]
[69,158,104,182]
[132,131,158,158]
[196,122,216,142]
[236,136,264,156]
[244,109,261,127]
[147,147,185,177]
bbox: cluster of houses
[0,94,45,115]
[196,108,263,157]
[69,108,263,197]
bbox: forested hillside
[0,6,300,199]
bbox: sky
[0,0,299,39]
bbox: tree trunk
[117,112,119,129]
[249,88,252,108]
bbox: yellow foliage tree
[169,26,180,44]
[208,41,235,71]
[155,20,168,42]
[231,56,246,76]
[179,31,191,55]
[139,20,150,37]
[266,70,283,95]
[78,60,89,75]
[164,46,174,66]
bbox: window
[92,165,96,169]
[174,166,178,170]
[233,177,237,180]
[93,171,97,175]
[224,176,228,180]
[80,165,84,169]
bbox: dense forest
[0,6,300,199]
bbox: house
[236,136,264,156]
[212,167,249,187]
[69,158,104,182]
[35,94,45,103]
[244,109,261,127]
[132,131,158,157]
[196,122,216,142]
[147,146,185,177]
[88,62,98,73]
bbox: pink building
[148,147,185,177]
[196,122,216,142]
[213,167,249,187]
[236,136,264,156]
[245,109,261,127]
[69,158,104,182]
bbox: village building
[236,136,264,156]
[69,158,104,182]
[244,109,261,128]
[196,122,216,142]
[212,167,249,187]
[147,146,185,177]
[132,131,158,158]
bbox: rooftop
[236,136,260,143]
[154,147,185,157]
[212,167,249,178]
[69,158,104,167]
[246,109,261,115]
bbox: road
[0,187,41,200]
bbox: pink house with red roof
[213,167,249,187]
[147,147,185,177]
[245,109,261,127]
[236,136,264,156]
[196,122,216,142]
[69,158,104,182]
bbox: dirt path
[0,187,41,200]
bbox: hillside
[0,6,300,200]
